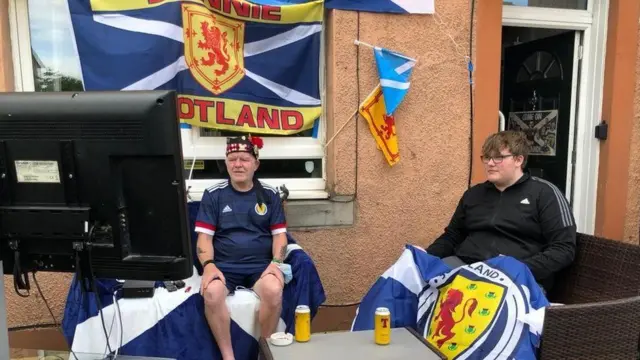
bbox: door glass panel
[503,0,587,10]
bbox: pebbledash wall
[0,0,639,348]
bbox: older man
[427,130,576,293]
[194,135,287,360]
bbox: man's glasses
[480,154,514,164]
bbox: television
[0,90,193,283]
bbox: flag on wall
[325,0,435,14]
[374,47,416,115]
[359,85,400,166]
[351,246,549,359]
[67,0,323,135]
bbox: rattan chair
[538,233,640,359]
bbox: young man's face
[482,147,524,186]
[225,151,259,184]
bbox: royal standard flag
[359,85,400,166]
[67,0,323,135]
[374,47,416,115]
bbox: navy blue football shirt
[195,180,287,273]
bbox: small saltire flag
[352,245,549,359]
[374,47,416,115]
[359,85,400,166]
[324,0,435,14]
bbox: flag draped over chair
[351,245,549,359]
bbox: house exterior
[1,0,639,349]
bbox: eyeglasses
[480,154,514,164]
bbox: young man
[194,135,287,360]
[426,130,576,293]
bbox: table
[258,327,446,360]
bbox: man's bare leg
[203,281,234,360]
[254,274,283,338]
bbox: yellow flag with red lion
[358,85,400,166]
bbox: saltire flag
[67,0,324,136]
[358,85,400,166]
[324,0,435,14]
[61,202,326,360]
[62,243,326,360]
[351,245,549,359]
[374,47,416,115]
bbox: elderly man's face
[225,151,259,184]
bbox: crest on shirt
[255,203,268,216]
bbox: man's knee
[255,275,283,307]
[203,280,228,309]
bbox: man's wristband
[202,259,215,269]
[271,258,283,264]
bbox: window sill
[285,195,355,229]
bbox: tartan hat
[226,135,264,158]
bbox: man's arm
[426,196,468,258]
[272,233,287,262]
[197,233,215,266]
[194,190,218,267]
[523,185,576,281]
[268,187,288,262]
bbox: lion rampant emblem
[197,20,231,76]
[431,288,478,348]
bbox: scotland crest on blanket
[352,245,549,359]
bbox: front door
[501,31,576,196]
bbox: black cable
[354,11,360,199]
[31,272,79,360]
[467,0,476,189]
[86,230,114,355]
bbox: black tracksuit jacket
[427,172,577,292]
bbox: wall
[623,18,640,245]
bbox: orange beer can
[295,305,311,342]
[374,307,391,345]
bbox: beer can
[374,307,391,345]
[295,305,311,342]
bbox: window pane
[503,0,587,10]
[28,0,84,92]
[184,159,323,180]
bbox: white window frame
[502,0,609,235]
[8,0,329,201]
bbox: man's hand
[200,263,225,295]
[261,262,284,286]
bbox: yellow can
[295,305,311,342]
[374,307,391,345]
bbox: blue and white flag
[373,47,416,115]
[67,0,323,136]
[325,0,435,14]
[61,202,326,360]
[352,245,549,359]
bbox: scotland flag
[373,47,416,115]
[325,0,435,14]
[352,245,549,359]
[61,203,326,360]
[67,0,323,135]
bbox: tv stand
[1,260,10,360]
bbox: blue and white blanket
[352,245,549,360]
[61,202,326,360]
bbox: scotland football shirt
[195,180,287,272]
